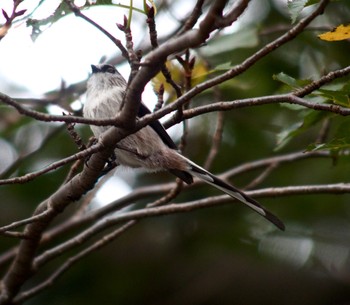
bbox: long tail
[182,156,285,231]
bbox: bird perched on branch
[84,64,284,231]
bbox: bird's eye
[102,65,116,74]
[106,67,115,74]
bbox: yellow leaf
[152,60,209,102]
[318,24,350,41]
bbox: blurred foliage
[1,0,350,304]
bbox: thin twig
[177,0,205,35]
[315,119,330,144]
[0,0,26,40]
[0,143,103,186]
[146,6,182,98]
[0,209,54,235]
[157,0,331,128]
[243,163,278,190]
[64,0,129,61]
[0,125,65,179]
[203,83,225,170]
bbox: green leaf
[287,0,308,24]
[273,72,299,88]
[307,117,350,153]
[276,121,303,150]
[317,89,350,107]
[307,139,350,152]
[312,82,350,107]
[273,72,311,90]
[275,110,331,150]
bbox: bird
[84,64,285,231]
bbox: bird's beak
[91,64,100,73]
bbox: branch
[14,221,135,304]
[120,0,251,130]
[0,143,103,186]
[221,150,331,179]
[64,0,129,61]
[31,150,333,269]
[204,86,224,170]
[0,92,118,126]
[33,180,350,273]
[0,125,64,179]
[0,0,26,40]
[174,90,350,124]
[177,0,205,35]
[151,0,331,128]
[164,63,350,125]
[0,1,333,302]
[0,117,136,303]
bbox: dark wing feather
[186,158,285,231]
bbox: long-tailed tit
[84,64,284,230]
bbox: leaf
[276,121,303,150]
[317,89,350,107]
[307,118,350,152]
[152,59,209,102]
[273,72,299,88]
[318,24,350,41]
[287,0,308,24]
[273,72,311,90]
[312,82,350,107]
[275,110,331,150]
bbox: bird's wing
[138,102,193,184]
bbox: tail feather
[183,157,285,231]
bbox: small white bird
[84,64,284,230]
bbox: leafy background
[1,0,350,304]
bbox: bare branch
[64,0,129,61]
[177,0,205,35]
[137,0,331,129]
[0,92,118,126]
[146,6,182,98]
[33,180,350,273]
[0,209,54,236]
[119,0,253,130]
[182,92,350,121]
[0,143,103,186]
[221,150,332,180]
[204,85,225,170]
